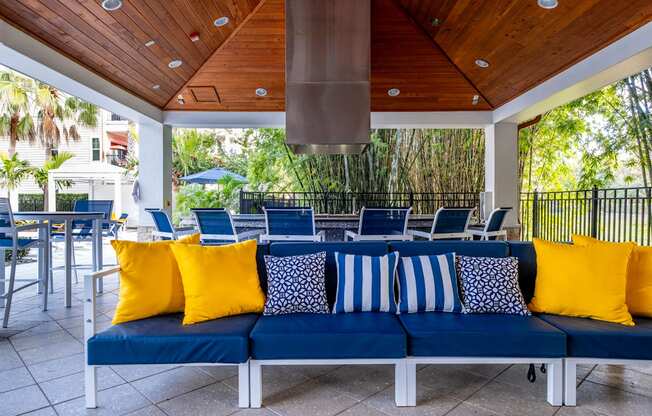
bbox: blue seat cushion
[87,313,259,365]
[0,238,40,249]
[538,314,652,360]
[400,312,566,358]
[250,312,406,359]
[390,241,509,258]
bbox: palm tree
[32,151,74,206]
[35,83,98,161]
[0,153,33,199]
[0,71,36,156]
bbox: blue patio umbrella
[180,168,248,185]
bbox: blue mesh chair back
[485,207,511,232]
[432,208,474,234]
[359,207,411,236]
[146,209,175,234]
[192,208,236,243]
[71,200,114,237]
[0,198,14,240]
[264,207,315,236]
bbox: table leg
[37,222,45,295]
[64,219,72,308]
[42,222,49,311]
[0,250,5,308]
[93,219,103,294]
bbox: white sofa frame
[83,267,251,409]
[249,358,410,408]
[405,357,563,406]
[563,357,652,406]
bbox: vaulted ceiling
[1,0,651,112]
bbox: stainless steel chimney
[285,0,370,154]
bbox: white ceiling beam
[0,19,162,125]
[493,21,652,124]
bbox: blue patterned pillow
[397,253,463,314]
[333,252,398,313]
[456,256,530,316]
[263,252,329,315]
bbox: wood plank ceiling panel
[372,0,490,111]
[404,0,652,107]
[165,0,285,111]
[0,0,261,107]
[397,0,457,37]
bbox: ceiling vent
[285,0,370,154]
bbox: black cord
[527,364,537,383]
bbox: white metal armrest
[237,229,263,241]
[345,230,358,241]
[408,229,431,239]
[175,227,196,236]
[84,267,121,341]
[317,230,326,241]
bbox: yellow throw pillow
[170,240,265,325]
[111,240,186,325]
[529,238,635,326]
[179,233,201,244]
[573,235,652,318]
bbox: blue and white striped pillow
[397,253,463,314]
[333,252,399,313]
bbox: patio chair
[468,207,512,240]
[51,200,114,285]
[0,198,46,328]
[146,209,195,240]
[345,207,413,241]
[260,207,325,242]
[192,208,262,244]
[408,207,474,240]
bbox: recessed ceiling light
[472,95,480,105]
[168,60,182,69]
[387,88,400,97]
[152,84,160,90]
[144,40,155,47]
[101,0,122,11]
[475,59,489,68]
[255,88,268,97]
[214,17,230,27]
[537,0,558,9]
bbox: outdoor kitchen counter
[231,214,436,241]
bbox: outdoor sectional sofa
[84,240,652,409]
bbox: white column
[47,174,56,211]
[484,122,519,226]
[137,122,172,227]
[113,174,122,218]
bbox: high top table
[13,212,105,309]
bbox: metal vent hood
[285,0,370,154]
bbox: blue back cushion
[333,252,398,314]
[390,241,509,258]
[269,242,388,306]
[360,209,408,235]
[507,241,537,303]
[433,209,472,234]
[266,208,314,236]
[149,211,174,233]
[397,253,463,314]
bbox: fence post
[590,186,599,238]
[239,189,244,214]
[532,192,540,239]
[409,192,414,208]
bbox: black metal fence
[520,186,652,245]
[239,191,480,215]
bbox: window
[92,137,100,161]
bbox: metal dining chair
[345,207,413,241]
[260,207,325,242]
[0,198,47,328]
[468,207,512,240]
[192,208,261,244]
[409,207,474,240]
[146,209,195,240]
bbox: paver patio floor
[1,234,651,416]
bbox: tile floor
[1,236,651,416]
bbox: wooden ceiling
[1,0,651,112]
